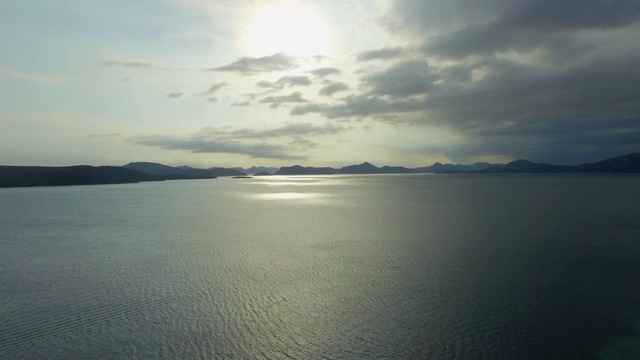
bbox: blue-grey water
[1,174,639,359]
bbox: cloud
[196,82,226,95]
[131,135,305,160]
[288,137,319,149]
[308,67,341,77]
[356,46,404,61]
[129,122,346,160]
[291,51,640,163]
[260,91,308,108]
[211,53,298,74]
[207,97,218,102]
[277,75,312,87]
[0,67,69,85]
[220,122,346,138]
[384,0,640,60]
[231,101,251,106]
[256,75,312,90]
[257,80,278,89]
[100,60,175,71]
[361,60,438,97]
[318,82,349,96]
[292,0,640,163]
[167,92,184,98]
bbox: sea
[1,174,639,359]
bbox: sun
[246,2,330,57]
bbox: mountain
[275,165,336,175]
[479,160,572,173]
[337,162,379,174]
[478,153,640,173]
[254,171,272,176]
[123,162,244,177]
[207,167,246,176]
[231,166,279,174]
[0,165,163,188]
[246,166,279,174]
[379,166,414,173]
[573,153,640,173]
[415,162,500,173]
[275,161,499,175]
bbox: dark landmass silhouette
[416,162,498,173]
[275,165,337,175]
[274,161,503,175]
[478,153,640,173]
[233,166,279,174]
[123,162,244,177]
[2,153,638,188]
[0,165,164,188]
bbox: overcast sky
[1,0,639,167]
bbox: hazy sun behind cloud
[245,2,331,57]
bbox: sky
[1,0,639,168]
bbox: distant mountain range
[274,161,503,175]
[232,166,279,175]
[1,153,638,188]
[478,153,640,173]
[122,162,243,177]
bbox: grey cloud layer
[130,122,346,160]
[356,46,404,61]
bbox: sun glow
[246,2,330,57]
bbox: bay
[1,174,639,359]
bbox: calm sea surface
[1,174,639,359]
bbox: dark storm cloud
[384,0,640,60]
[308,67,341,77]
[318,82,349,97]
[356,46,404,61]
[291,49,640,163]
[211,53,298,74]
[361,60,438,97]
[260,91,307,108]
[290,0,640,163]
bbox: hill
[0,165,163,188]
[478,153,640,173]
[123,162,244,177]
[275,161,498,175]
